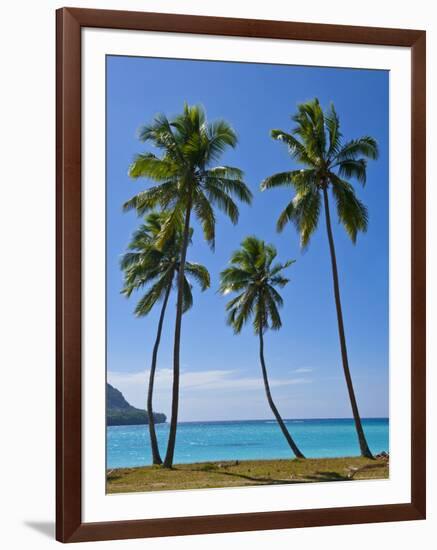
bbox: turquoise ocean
[107,418,389,469]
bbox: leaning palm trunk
[259,330,305,459]
[163,203,192,468]
[322,187,373,459]
[147,283,171,465]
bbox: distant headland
[106,383,166,426]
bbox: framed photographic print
[56,7,426,543]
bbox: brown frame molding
[56,7,426,543]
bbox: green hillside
[107,383,166,426]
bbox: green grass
[106,456,389,494]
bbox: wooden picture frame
[56,7,426,543]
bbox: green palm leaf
[330,175,368,243]
[134,273,173,316]
[193,190,216,249]
[185,262,211,291]
[334,136,379,162]
[121,211,210,315]
[182,277,193,313]
[325,102,342,159]
[263,98,377,244]
[126,104,250,252]
[334,159,367,185]
[220,236,293,334]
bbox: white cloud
[292,367,314,374]
[109,367,309,392]
[108,368,311,421]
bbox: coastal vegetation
[220,236,304,458]
[121,212,210,464]
[115,98,382,482]
[124,104,252,467]
[261,99,379,458]
[106,383,166,426]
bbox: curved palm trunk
[322,186,373,459]
[163,203,192,468]
[259,330,305,458]
[147,283,172,465]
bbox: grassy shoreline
[107,456,389,494]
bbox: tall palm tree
[121,211,210,465]
[220,236,305,458]
[261,98,378,458]
[124,104,252,467]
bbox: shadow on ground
[186,467,302,485]
[304,470,350,482]
[24,521,55,539]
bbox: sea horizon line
[125,416,390,425]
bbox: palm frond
[333,136,379,163]
[154,205,185,250]
[264,290,282,330]
[120,210,208,317]
[184,262,211,291]
[276,198,296,233]
[122,180,178,215]
[138,112,185,165]
[206,166,244,180]
[292,189,322,248]
[330,175,368,242]
[128,103,248,251]
[119,251,144,271]
[227,287,257,334]
[334,159,367,185]
[182,277,193,313]
[220,236,293,335]
[204,172,252,205]
[219,267,251,293]
[269,259,295,278]
[128,153,178,181]
[204,183,239,224]
[261,170,300,190]
[193,190,216,249]
[269,275,290,288]
[205,120,238,162]
[270,129,314,165]
[291,98,326,159]
[134,273,173,316]
[325,102,342,159]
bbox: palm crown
[261,98,379,246]
[121,211,210,315]
[220,236,294,334]
[124,103,252,249]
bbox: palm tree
[220,236,305,458]
[261,98,378,458]
[121,211,210,465]
[124,104,252,467]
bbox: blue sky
[106,56,389,422]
